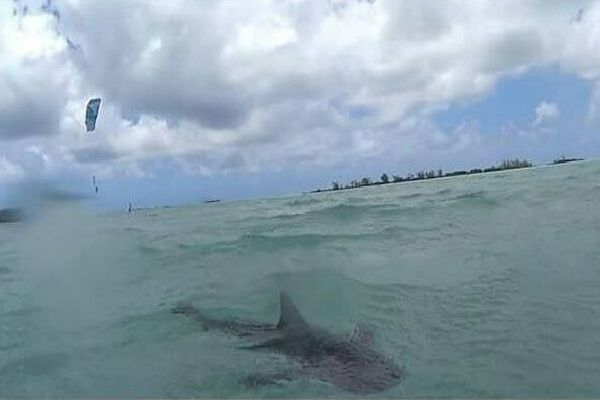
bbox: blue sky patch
[434,65,592,134]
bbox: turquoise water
[1,160,600,397]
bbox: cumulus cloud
[0,0,599,182]
[533,101,560,126]
[0,2,74,140]
[562,3,600,79]
[587,82,600,123]
[0,157,25,182]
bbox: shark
[172,291,404,393]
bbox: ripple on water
[2,160,600,397]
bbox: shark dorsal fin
[277,291,308,330]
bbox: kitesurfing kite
[85,98,101,132]
[86,99,102,194]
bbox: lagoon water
[1,160,600,397]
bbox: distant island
[552,155,584,165]
[310,156,582,193]
[0,208,23,224]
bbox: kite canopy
[85,98,102,132]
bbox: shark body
[172,291,404,393]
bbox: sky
[1,0,599,209]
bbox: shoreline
[309,157,586,194]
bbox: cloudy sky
[1,0,599,209]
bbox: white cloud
[0,156,25,182]
[533,101,560,126]
[0,0,599,181]
[562,4,600,79]
[588,82,600,123]
[0,3,74,140]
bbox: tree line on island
[314,158,534,193]
[313,155,585,193]
[552,155,584,164]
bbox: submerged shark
[172,291,404,393]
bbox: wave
[171,221,460,257]
[396,192,423,200]
[306,201,434,220]
[451,190,487,200]
[447,190,500,208]
[285,197,324,207]
[435,188,453,195]
[227,231,394,250]
[238,201,425,225]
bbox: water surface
[1,160,599,397]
